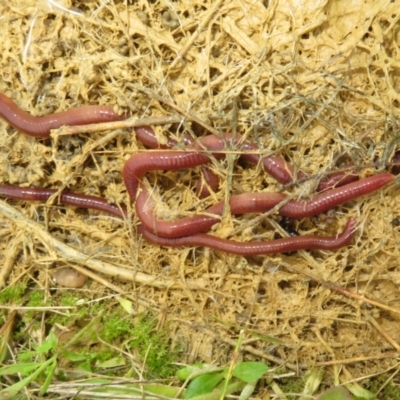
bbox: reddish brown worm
[0,93,125,138]
[137,217,357,256]
[0,92,393,254]
[0,186,127,219]
[124,127,393,238]
[121,145,294,203]
[317,171,359,192]
[0,172,392,241]
[123,151,211,202]
[0,92,360,189]
[0,184,358,255]
[135,173,394,238]
[131,129,300,187]
[125,130,362,199]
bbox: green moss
[58,292,82,307]
[26,290,49,307]
[277,376,307,399]
[0,283,27,303]
[129,313,179,378]
[100,311,134,342]
[365,374,400,399]
[48,307,178,378]
[93,310,179,377]
[3,286,178,381]
[47,293,91,326]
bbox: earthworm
[123,151,212,202]
[135,173,393,238]
[0,92,363,190]
[0,93,125,138]
[196,166,220,197]
[0,185,127,219]
[124,131,393,238]
[122,136,297,204]
[193,132,299,184]
[0,173,393,244]
[132,128,295,195]
[0,173,390,242]
[124,132,366,203]
[135,188,287,238]
[0,184,358,255]
[137,218,357,256]
[191,133,362,190]
[316,171,359,191]
[0,91,393,255]
[134,126,219,196]
[278,173,394,218]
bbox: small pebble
[52,267,88,288]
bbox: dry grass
[1,0,400,389]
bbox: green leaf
[189,381,247,400]
[232,362,269,383]
[303,367,323,395]
[239,382,257,400]
[0,357,55,398]
[37,331,57,353]
[143,384,182,398]
[0,363,40,376]
[77,359,94,373]
[62,350,88,362]
[117,297,134,314]
[95,356,126,369]
[252,333,284,345]
[83,379,181,398]
[317,386,354,400]
[176,363,212,380]
[184,372,225,399]
[345,382,375,399]
[38,358,57,396]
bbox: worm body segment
[135,174,393,238]
[0,93,125,138]
[138,218,357,256]
[0,185,127,219]
[0,184,359,255]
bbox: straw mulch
[1,0,400,382]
